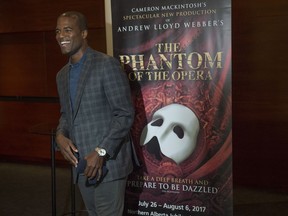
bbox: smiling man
[55,11,135,216]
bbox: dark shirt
[69,50,88,109]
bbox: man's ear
[82,30,88,39]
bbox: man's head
[55,11,88,60]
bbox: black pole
[51,132,56,216]
[71,167,76,216]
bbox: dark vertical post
[51,131,56,216]
[71,166,76,216]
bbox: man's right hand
[55,133,78,167]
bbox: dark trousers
[77,174,127,216]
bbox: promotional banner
[109,0,232,215]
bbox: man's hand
[84,151,104,181]
[55,133,78,167]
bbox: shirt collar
[69,48,89,68]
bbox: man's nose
[56,30,66,39]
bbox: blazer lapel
[72,55,92,120]
[62,66,73,121]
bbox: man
[55,11,135,216]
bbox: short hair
[59,11,88,31]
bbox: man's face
[55,16,86,56]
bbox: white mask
[140,104,200,164]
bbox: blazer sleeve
[55,67,70,138]
[99,56,135,156]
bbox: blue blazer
[56,47,135,182]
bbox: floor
[0,162,287,216]
[0,162,86,216]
